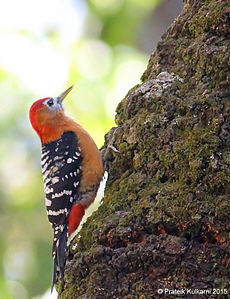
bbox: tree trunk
[59,0,230,297]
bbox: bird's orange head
[29,86,73,144]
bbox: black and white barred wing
[41,131,82,226]
[41,131,82,289]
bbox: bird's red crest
[29,98,49,123]
[29,98,50,139]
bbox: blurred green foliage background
[0,0,183,298]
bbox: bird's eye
[47,99,54,107]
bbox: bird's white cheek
[56,103,63,111]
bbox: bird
[29,86,104,291]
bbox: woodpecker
[29,86,104,291]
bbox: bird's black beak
[57,86,73,103]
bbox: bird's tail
[51,224,68,292]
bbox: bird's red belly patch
[68,203,85,236]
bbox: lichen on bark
[59,0,230,298]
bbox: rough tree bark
[59,0,230,297]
